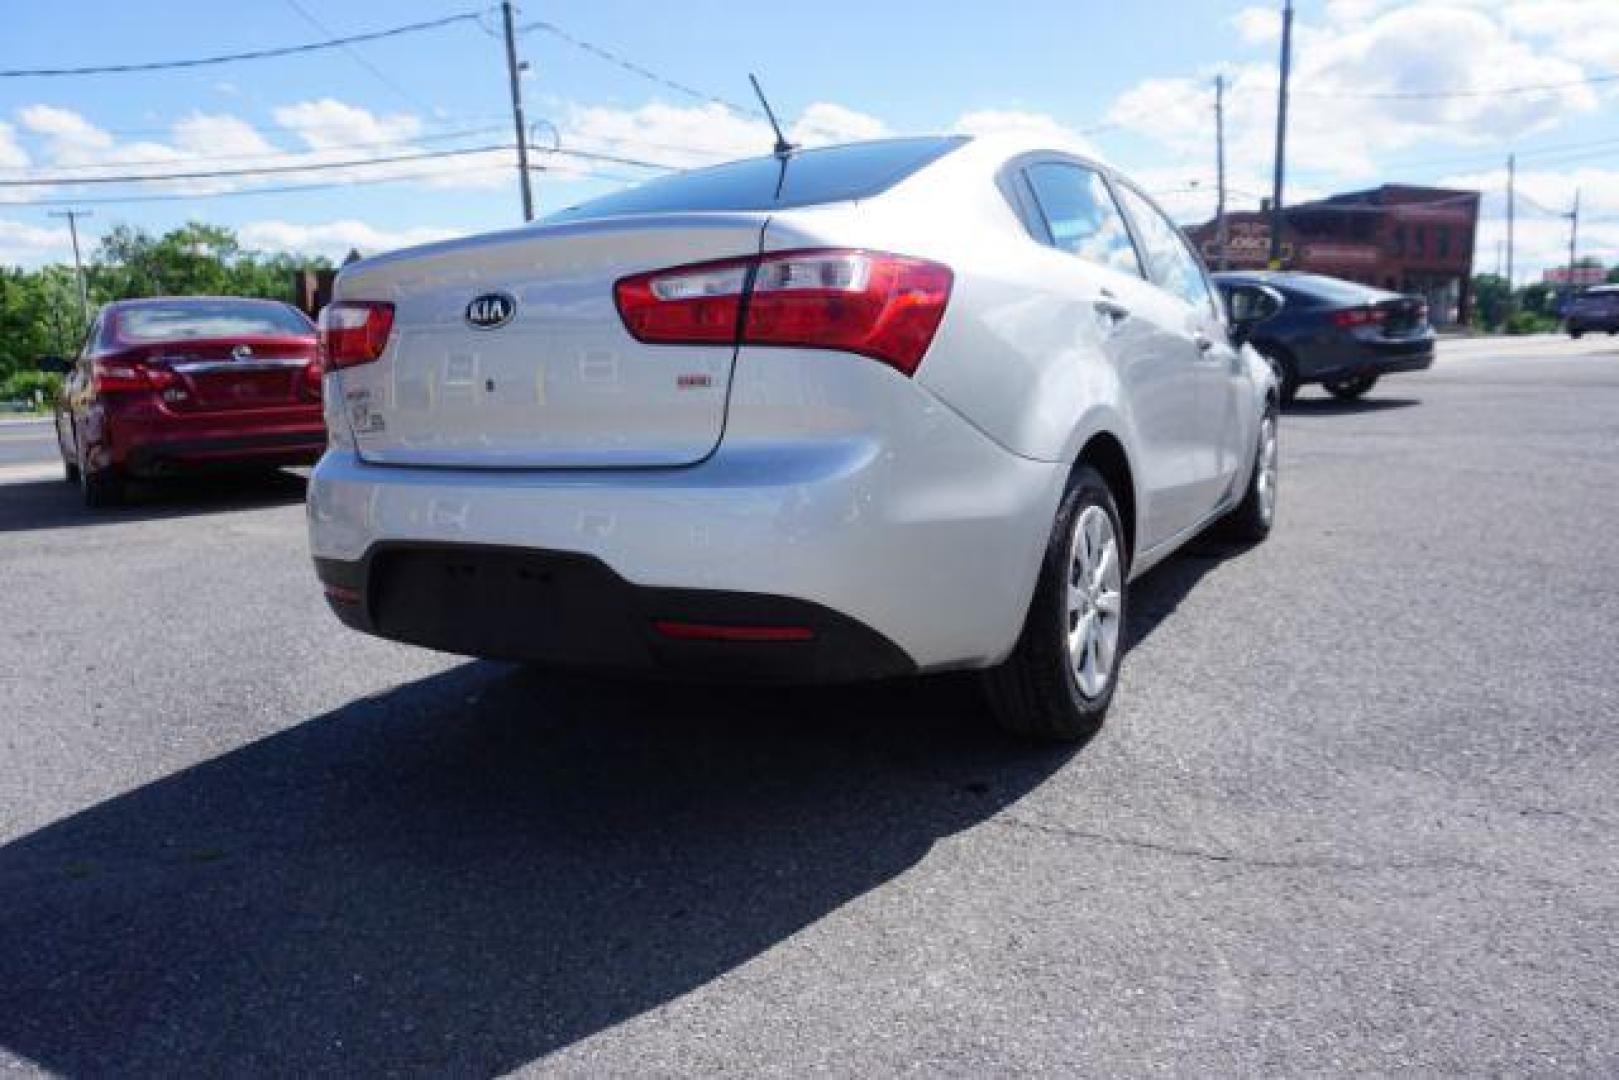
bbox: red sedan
[48,297,327,506]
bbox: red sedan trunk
[57,298,328,505]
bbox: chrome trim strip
[167,358,310,375]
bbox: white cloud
[271,98,421,151]
[236,219,464,260]
[0,219,70,266]
[0,121,32,169]
[1108,2,1602,181]
[951,110,1104,159]
[1502,0,1619,70]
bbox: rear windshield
[1277,274,1398,305]
[545,136,969,223]
[112,301,314,342]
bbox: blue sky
[3,0,1617,281]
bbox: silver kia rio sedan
[308,133,1280,740]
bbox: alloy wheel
[1066,505,1123,699]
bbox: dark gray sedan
[1216,272,1435,403]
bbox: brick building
[1188,185,1481,325]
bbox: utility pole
[500,0,534,222]
[1565,186,1581,303]
[1505,154,1515,288]
[48,208,92,325]
[1215,74,1229,270]
[1268,0,1294,268]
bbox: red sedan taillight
[319,301,395,371]
[614,249,953,376]
[90,356,179,396]
[1331,306,1386,329]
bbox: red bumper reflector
[652,620,815,643]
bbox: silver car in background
[307,134,1279,740]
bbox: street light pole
[1268,0,1294,268]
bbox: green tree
[1607,266,1619,284]
[1471,273,1510,330]
[0,265,88,376]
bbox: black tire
[79,463,123,508]
[1325,374,1378,400]
[981,465,1127,742]
[1218,407,1278,543]
[1255,344,1299,405]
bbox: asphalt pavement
[1,335,1615,1075]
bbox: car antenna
[750,74,796,158]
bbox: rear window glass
[1279,274,1397,304]
[545,136,969,222]
[113,301,313,342]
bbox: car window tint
[1114,183,1216,314]
[1023,163,1142,277]
[113,302,314,342]
[545,136,968,221]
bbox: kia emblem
[465,292,516,330]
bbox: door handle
[1193,331,1215,353]
[1094,297,1131,323]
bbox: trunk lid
[144,337,317,412]
[1373,296,1428,337]
[334,214,768,469]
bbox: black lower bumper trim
[315,543,916,685]
[128,432,325,476]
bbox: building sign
[1202,220,1293,263]
[1543,265,1607,286]
[1303,242,1380,266]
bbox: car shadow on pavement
[1123,534,1251,655]
[0,663,1074,1075]
[1283,396,1420,416]
[0,470,307,533]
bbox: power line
[541,145,679,171]
[519,18,762,118]
[0,125,510,174]
[0,11,482,78]
[6,161,598,206]
[279,0,437,113]
[0,143,511,187]
[1292,71,1619,101]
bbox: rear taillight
[1331,306,1386,329]
[90,356,177,396]
[615,249,953,376]
[319,301,395,370]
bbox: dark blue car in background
[1216,272,1435,403]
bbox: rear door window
[1022,162,1143,277]
[1113,182,1218,316]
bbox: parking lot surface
[1,336,1616,1075]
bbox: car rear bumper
[1313,338,1435,383]
[99,404,326,476]
[307,353,1069,677]
[315,545,915,683]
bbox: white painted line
[0,463,63,485]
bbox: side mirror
[35,355,70,374]
[1224,284,1285,346]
